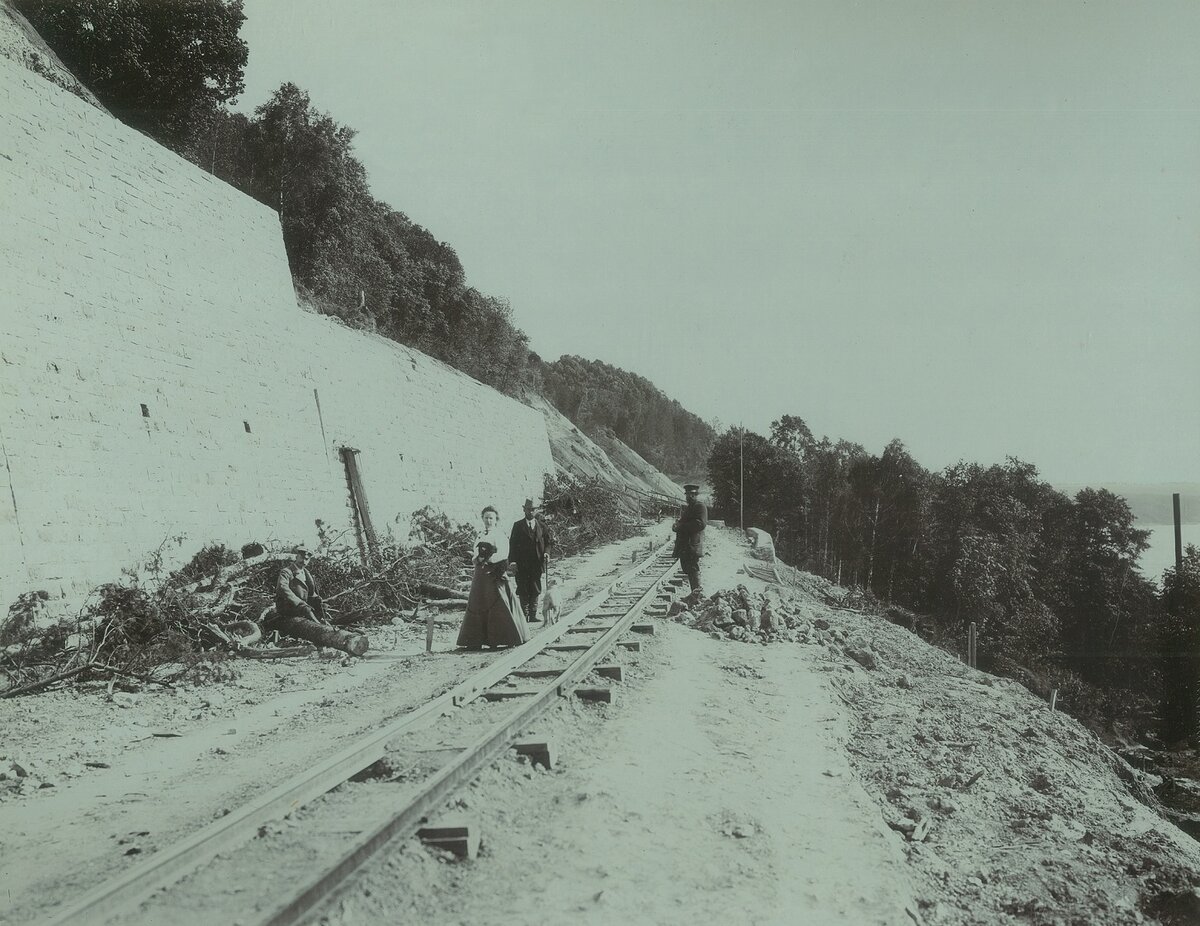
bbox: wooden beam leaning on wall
[339,447,380,566]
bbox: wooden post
[423,605,434,653]
[968,622,977,669]
[339,447,380,567]
[1049,688,1059,712]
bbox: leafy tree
[15,0,248,148]
[707,428,805,557]
[769,415,815,457]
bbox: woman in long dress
[456,505,530,649]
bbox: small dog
[540,579,561,625]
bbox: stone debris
[669,582,862,651]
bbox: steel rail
[255,543,678,926]
[41,541,675,926]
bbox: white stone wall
[0,57,552,608]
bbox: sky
[237,0,1200,487]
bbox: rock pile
[669,584,865,654]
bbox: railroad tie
[546,640,642,653]
[594,664,624,682]
[570,687,615,704]
[417,818,480,859]
[566,622,655,635]
[481,688,540,701]
[512,737,557,770]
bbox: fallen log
[416,582,468,602]
[420,598,469,611]
[266,613,369,657]
[1,662,93,698]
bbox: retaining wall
[0,56,552,608]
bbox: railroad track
[43,540,683,926]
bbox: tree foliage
[709,415,1169,726]
[15,0,248,148]
[541,356,715,476]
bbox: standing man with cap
[509,498,553,624]
[673,484,708,593]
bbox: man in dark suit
[672,484,707,593]
[510,498,553,623]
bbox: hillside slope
[0,1,103,107]
[526,394,681,509]
[674,536,1200,925]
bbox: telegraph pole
[739,427,745,533]
[1174,492,1183,575]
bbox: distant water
[1138,523,1192,584]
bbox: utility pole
[739,427,744,533]
[1174,492,1183,575]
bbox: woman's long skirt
[456,562,529,648]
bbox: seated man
[271,544,368,656]
[275,544,328,624]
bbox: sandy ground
[6,525,1200,926]
[312,621,921,926]
[0,528,663,926]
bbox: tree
[542,357,716,475]
[16,0,248,148]
[707,428,805,557]
[769,415,815,457]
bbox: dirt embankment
[527,393,681,507]
[669,532,1200,926]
